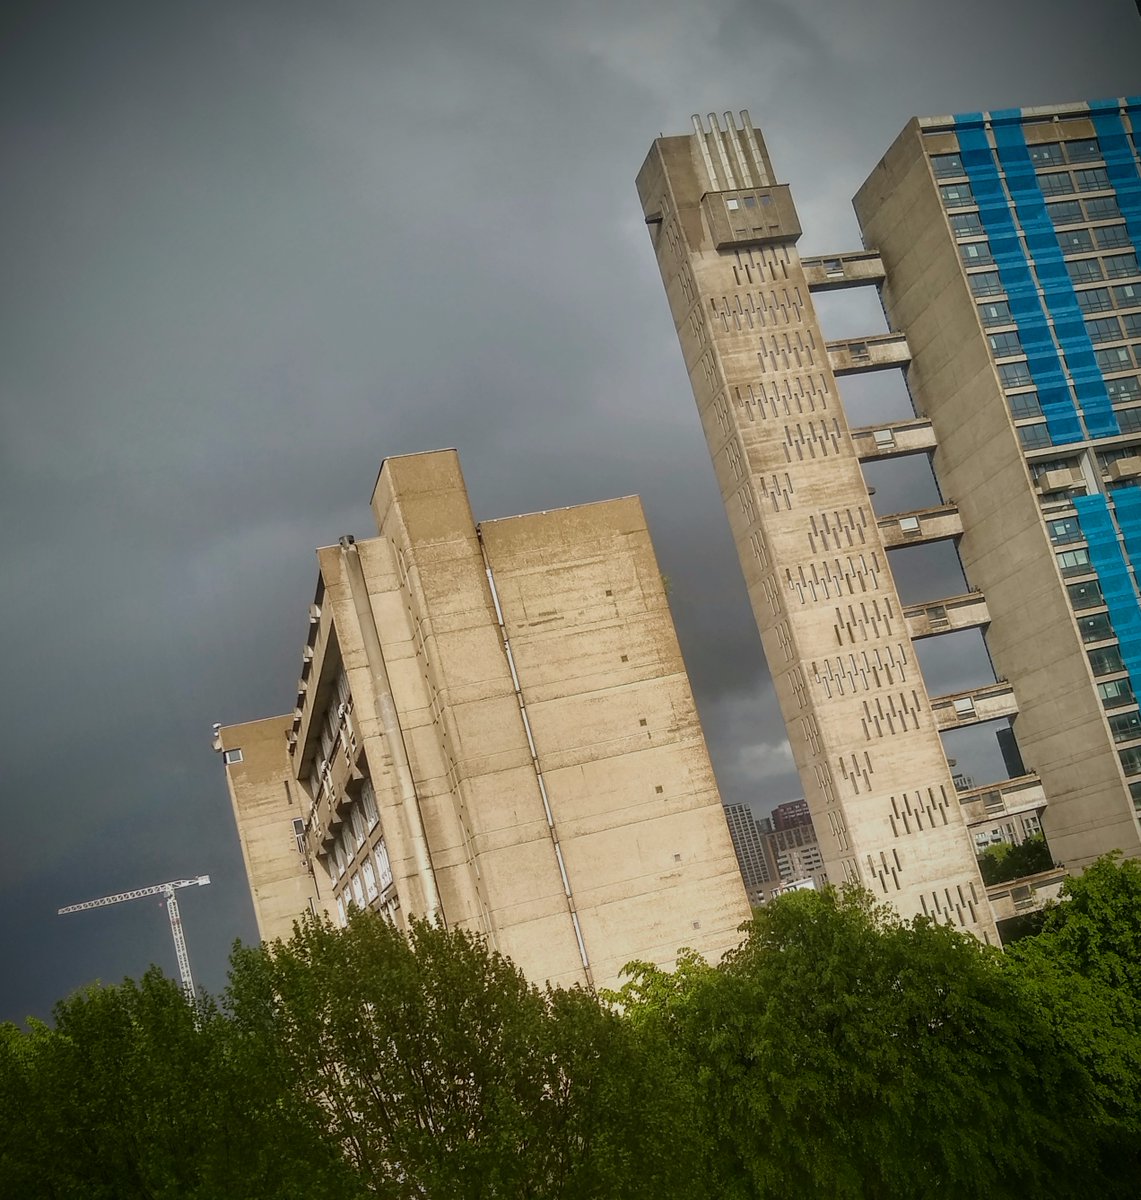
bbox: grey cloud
[2,0,1137,1023]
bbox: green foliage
[976,833,1055,884]
[5,866,1141,1198]
[227,911,696,1198]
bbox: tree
[613,887,1094,1200]
[225,910,699,1199]
[977,834,1055,885]
[0,970,358,1200]
[1003,855,1141,1188]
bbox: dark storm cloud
[2,0,1138,1022]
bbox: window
[374,841,393,891]
[1105,253,1140,280]
[1075,167,1111,192]
[1048,200,1083,224]
[1108,376,1141,402]
[743,195,757,207]
[726,197,740,211]
[1118,408,1141,434]
[1114,283,1141,307]
[223,748,243,765]
[1057,547,1093,576]
[350,804,366,849]
[988,331,1023,356]
[932,152,964,177]
[1009,391,1042,419]
[940,182,974,206]
[1068,258,1105,283]
[1090,645,1125,676]
[361,857,378,902]
[1109,710,1141,742]
[1047,516,1082,544]
[1097,346,1134,372]
[1037,171,1073,196]
[1098,677,1134,708]
[1078,612,1113,643]
[978,300,1013,327]
[1030,143,1063,166]
[1077,288,1113,314]
[960,241,993,266]
[1087,316,1123,344]
[1085,195,1122,220]
[1123,314,1141,338]
[950,212,984,236]
[1058,228,1094,253]
[1069,579,1104,610]
[1096,225,1131,250]
[292,818,306,856]
[360,778,379,828]
[969,270,1004,297]
[999,361,1034,387]
[1120,746,1141,776]
[1019,423,1052,449]
[1065,138,1102,163]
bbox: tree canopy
[2,857,1140,1198]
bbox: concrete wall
[219,715,328,942]
[637,119,996,939]
[222,450,751,993]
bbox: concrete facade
[854,100,1141,872]
[219,449,751,992]
[637,114,997,939]
[218,715,328,943]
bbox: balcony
[931,681,1019,730]
[957,774,1046,829]
[904,592,991,639]
[1035,467,1084,495]
[877,503,963,548]
[801,250,886,291]
[1107,456,1141,481]
[851,417,938,462]
[827,332,912,376]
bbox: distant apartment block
[724,803,773,903]
[637,98,1141,936]
[217,450,751,991]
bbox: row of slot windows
[988,329,1141,374]
[940,166,1114,209]
[933,135,1135,180]
[979,296,1141,329]
[960,236,1137,278]
[980,283,1140,322]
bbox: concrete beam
[904,591,990,639]
[957,774,1046,829]
[877,503,962,548]
[985,866,1068,923]
[802,250,886,291]
[931,680,1019,730]
[851,417,937,462]
[827,332,911,376]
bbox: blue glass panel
[953,114,1083,444]
[991,112,1118,439]
[1089,104,1141,259]
[1073,494,1141,696]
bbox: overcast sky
[2,0,1138,1023]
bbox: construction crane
[58,875,211,1000]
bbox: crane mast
[59,875,211,999]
